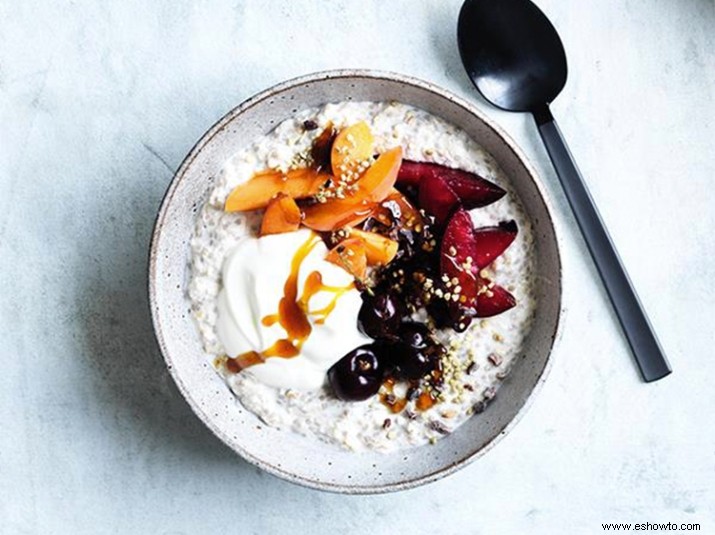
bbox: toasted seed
[488,353,503,367]
[497,369,511,380]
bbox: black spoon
[457,0,671,382]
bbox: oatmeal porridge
[188,101,536,452]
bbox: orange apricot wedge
[330,121,375,180]
[302,147,403,232]
[225,168,328,212]
[259,193,302,236]
[373,188,424,229]
[348,228,399,266]
[302,198,375,231]
[358,147,403,202]
[325,238,367,280]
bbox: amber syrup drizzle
[226,233,353,372]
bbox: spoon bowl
[458,0,567,112]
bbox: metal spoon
[457,0,671,382]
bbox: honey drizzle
[379,378,407,414]
[416,391,436,411]
[379,377,438,414]
[226,233,354,372]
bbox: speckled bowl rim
[148,69,564,494]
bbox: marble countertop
[1,1,714,533]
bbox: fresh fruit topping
[358,293,403,339]
[331,121,375,180]
[326,238,367,280]
[302,198,374,232]
[259,193,302,236]
[417,172,460,225]
[225,167,328,212]
[328,345,385,401]
[427,299,474,332]
[476,282,516,318]
[397,160,506,209]
[310,122,336,171]
[473,220,518,268]
[358,147,403,202]
[371,188,424,230]
[440,208,479,308]
[348,228,399,266]
[388,322,445,380]
[394,160,425,187]
[302,147,403,232]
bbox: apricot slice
[348,229,398,266]
[302,147,403,232]
[373,188,423,229]
[259,193,302,236]
[358,147,403,202]
[330,122,375,180]
[326,238,367,280]
[302,199,375,231]
[225,168,328,212]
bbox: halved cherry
[397,160,506,209]
[418,172,460,225]
[475,281,516,317]
[225,168,328,212]
[473,220,518,268]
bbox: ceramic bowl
[149,70,562,493]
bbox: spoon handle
[534,105,671,382]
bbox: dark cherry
[327,345,385,401]
[389,322,446,380]
[428,299,475,332]
[399,322,432,350]
[358,293,402,339]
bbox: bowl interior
[149,71,561,493]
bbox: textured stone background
[1,1,714,533]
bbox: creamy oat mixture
[188,101,536,452]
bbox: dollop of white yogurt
[216,229,370,390]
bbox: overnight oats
[188,102,536,452]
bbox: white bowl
[149,70,562,493]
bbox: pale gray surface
[1,0,713,533]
